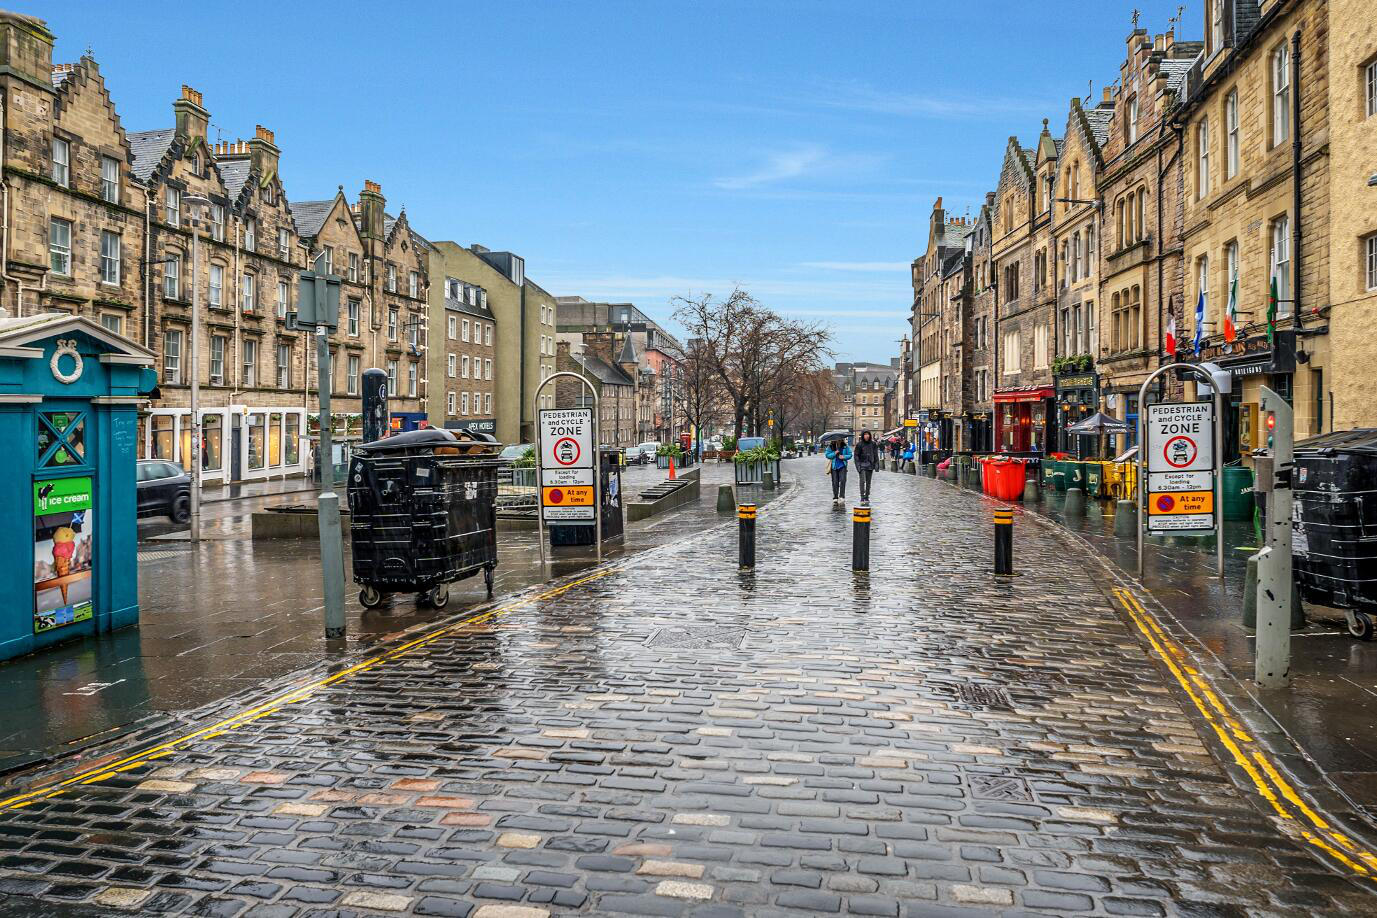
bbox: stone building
[1053,94,1114,456]
[910,198,971,451]
[990,133,1052,452]
[1175,0,1330,462]
[431,273,496,434]
[1096,29,1196,450]
[965,195,997,450]
[1327,0,1377,430]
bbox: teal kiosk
[0,313,156,662]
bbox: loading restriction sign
[539,408,596,523]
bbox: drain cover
[138,547,192,563]
[647,626,747,650]
[968,774,1033,801]
[955,683,1013,710]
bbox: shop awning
[993,387,1054,404]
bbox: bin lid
[356,428,458,452]
[1295,429,1377,455]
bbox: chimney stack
[358,180,385,242]
[249,123,280,180]
[173,84,209,142]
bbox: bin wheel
[428,585,449,608]
[1347,611,1375,641]
[483,566,494,598]
[359,586,385,609]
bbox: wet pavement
[0,463,779,779]
[1018,481,1377,820]
[0,460,1374,915]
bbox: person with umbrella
[822,432,852,506]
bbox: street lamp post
[183,193,212,543]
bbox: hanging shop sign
[1145,402,1217,533]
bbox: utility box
[0,314,157,662]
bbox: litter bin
[1064,461,1087,492]
[1052,460,1067,492]
[551,447,624,547]
[1291,430,1377,632]
[1221,464,1255,521]
[347,428,501,609]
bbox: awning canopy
[994,387,1054,404]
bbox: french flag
[1165,311,1177,357]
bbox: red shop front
[994,387,1054,453]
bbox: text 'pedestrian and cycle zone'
[1146,401,1216,532]
[538,408,595,521]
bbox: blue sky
[29,0,1189,360]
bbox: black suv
[137,460,191,523]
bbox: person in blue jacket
[824,439,852,505]
[900,442,915,470]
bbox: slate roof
[573,351,634,387]
[1160,57,1195,93]
[941,250,965,279]
[384,213,435,253]
[1083,103,1115,147]
[289,200,335,239]
[217,158,252,201]
[127,129,174,183]
[617,331,638,366]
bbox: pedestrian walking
[854,430,878,503]
[901,441,915,472]
[824,439,852,505]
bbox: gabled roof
[1082,102,1114,148]
[127,129,175,183]
[384,212,435,253]
[573,351,634,387]
[941,250,965,279]
[288,200,336,239]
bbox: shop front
[0,314,157,661]
[389,411,428,432]
[1055,372,1100,458]
[1180,329,1297,466]
[143,405,308,485]
[962,411,993,453]
[994,387,1054,454]
[446,418,496,436]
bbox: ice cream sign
[33,477,95,634]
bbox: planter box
[734,458,781,485]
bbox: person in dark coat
[853,431,879,503]
[824,440,852,505]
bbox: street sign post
[1136,363,1227,580]
[1145,401,1216,535]
[533,375,603,565]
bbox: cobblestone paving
[1,462,1374,916]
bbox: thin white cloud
[544,273,906,304]
[800,261,909,272]
[713,144,883,190]
[805,78,1053,120]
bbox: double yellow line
[1113,586,1377,881]
[0,567,620,811]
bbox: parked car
[623,446,643,465]
[136,459,191,523]
[497,443,533,483]
[737,436,767,451]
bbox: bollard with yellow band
[852,504,871,572]
[738,502,757,570]
[994,506,1014,575]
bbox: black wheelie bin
[1291,429,1377,640]
[347,428,501,609]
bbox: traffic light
[1266,410,1276,448]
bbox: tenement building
[1096,28,1196,450]
[1178,0,1330,462]
[910,198,971,452]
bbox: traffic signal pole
[1254,386,1294,688]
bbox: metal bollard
[852,504,871,572]
[738,502,757,570]
[994,507,1014,575]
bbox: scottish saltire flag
[1193,290,1205,356]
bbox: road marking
[0,567,620,811]
[1112,586,1377,880]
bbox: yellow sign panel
[903,418,918,427]
[1149,490,1214,515]
[542,485,594,507]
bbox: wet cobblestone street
[1,460,1375,916]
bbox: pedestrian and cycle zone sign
[1145,401,1216,533]
[539,408,596,522]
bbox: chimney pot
[364,180,381,195]
[254,124,274,144]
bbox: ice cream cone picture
[51,526,75,602]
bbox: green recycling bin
[1053,460,1067,492]
[1065,461,1086,492]
[1042,460,1055,487]
[1221,465,1255,521]
[1084,461,1104,498]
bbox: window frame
[276,343,291,388]
[49,217,72,276]
[1365,234,1377,292]
[99,230,121,285]
[1225,90,1239,179]
[51,137,70,186]
[100,155,120,204]
[163,328,183,384]
[165,187,180,227]
[209,334,225,385]
[1271,214,1292,312]
[163,253,181,299]
[1197,118,1211,199]
[209,264,224,307]
[1272,43,1291,147]
[347,356,360,395]
[242,338,258,387]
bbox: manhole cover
[955,683,1013,710]
[968,774,1033,801]
[647,626,747,650]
